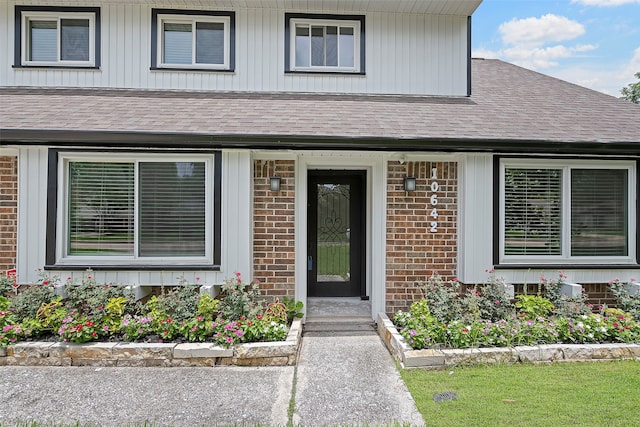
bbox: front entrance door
[307,171,366,297]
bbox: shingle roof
[1,59,639,153]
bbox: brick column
[385,161,458,314]
[0,156,18,272]
[253,160,296,300]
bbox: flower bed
[1,271,304,367]
[385,271,640,367]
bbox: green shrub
[515,294,554,319]
[218,272,263,320]
[9,284,57,321]
[420,273,462,323]
[608,279,640,321]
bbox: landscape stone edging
[0,318,302,367]
[377,313,640,368]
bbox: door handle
[307,256,313,271]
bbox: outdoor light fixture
[270,176,281,192]
[404,177,417,192]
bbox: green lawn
[401,361,640,427]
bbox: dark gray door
[307,171,365,297]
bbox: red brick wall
[0,156,18,273]
[386,161,458,314]
[253,160,296,300]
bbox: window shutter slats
[163,23,192,64]
[29,21,57,62]
[68,162,135,256]
[139,162,206,257]
[571,169,628,256]
[504,168,562,255]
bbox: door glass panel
[316,183,350,283]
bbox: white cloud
[572,0,640,6]
[499,14,586,47]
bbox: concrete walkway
[0,335,424,426]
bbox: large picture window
[49,152,220,267]
[15,6,100,68]
[499,159,636,264]
[285,14,365,74]
[151,9,234,71]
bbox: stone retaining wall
[0,319,302,367]
[377,313,640,368]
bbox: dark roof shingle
[1,59,639,153]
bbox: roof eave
[2,128,639,156]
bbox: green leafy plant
[57,313,106,343]
[1,296,19,347]
[179,316,213,342]
[120,315,154,341]
[9,283,58,321]
[608,278,640,321]
[196,293,219,321]
[420,272,462,323]
[263,298,287,323]
[64,272,137,318]
[541,271,592,318]
[282,296,304,322]
[0,273,16,296]
[35,297,68,332]
[464,270,514,322]
[218,272,263,320]
[515,294,554,319]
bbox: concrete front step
[303,316,376,336]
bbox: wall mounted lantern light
[404,176,417,192]
[270,176,281,192]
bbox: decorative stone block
[404,349,446,368]
[0,347,6,357]
[537,344,565,362]
[235,356,289,367]
[72,358,117,367]
[113,343,175,360]
[561,283,583,298]
[9,342,55,358]
[442,348,481,366]
[173,343,233,359]
[588,343,637,360]
[515,346,548,363]
[55,342,117,360]
[562,344,593,360]
[169,357,218,367]
[234,341,296,359]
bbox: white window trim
[56,153,214,266]
[499,158,636,265]
[21,11,96,67]
[289,18,361,73]
[156,13,230,70]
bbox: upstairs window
[285,14,365,74]
[15,6,100,68]
[498,158,636,265]
[151,9,234,71]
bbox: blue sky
[472,0,640,97]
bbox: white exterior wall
[15,146,253,285]
[0,0,470,95]
[458,153,640,285]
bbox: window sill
[285,70,365,76]
[44,264,221,271]
[13,65,100,70]
[494,264,638,270]
[150,67,234,73]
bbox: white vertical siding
[1,0,470,95]
[16,147,49,283]
[16,146,253,285]
[458,153,494,283]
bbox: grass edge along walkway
[401,360,640,427]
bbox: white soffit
[72,0,483,15]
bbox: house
[1,0,640,320]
